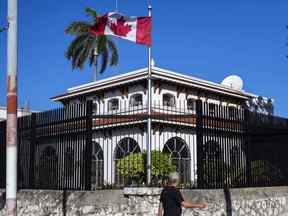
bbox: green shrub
[116,152,145,182]
[116,150,176,184]
[232,160,284,186]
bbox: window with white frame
[108,98,119,111]
[114,138,141,185]
[91,142,104,189]
[163,93,176,107]
[129,94,143,107]
[187,98,196,111]
[163,137,191,184]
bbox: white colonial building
[51,66,261,187]
[0,106,31,121]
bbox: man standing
[157,172,207,216]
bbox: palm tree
[65,8,119,81]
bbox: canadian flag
[90,12,152,46]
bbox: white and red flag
[90,12,152,46]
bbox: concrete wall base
[0,187,288,215]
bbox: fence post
[196,99,204,188]
[85,101,93,190]
[29,113,36,188]
[244,109,251,187]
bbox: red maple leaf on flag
[109,17,132,37]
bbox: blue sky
[0,0,287,116]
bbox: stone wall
[0,187,288,215]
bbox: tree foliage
[116,152,144,181]
[202,159,284,188]
[250,160,284,185]
[65,7,119,73]
[232,160,284,186]
[245,96,274,115]
[116,150,176,184]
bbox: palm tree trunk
[93,48,98,81]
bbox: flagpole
[6,0,18,215]
[146,5,152,185]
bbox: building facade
[50,67,259,187]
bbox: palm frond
[96,36,109,73]
[85,7,98,21]
[65,21,91,36]
[99,47,109,73]
[89,51,95,67]
[88,39,98,67]
[71,45,85,69]
[75,38,94,69]
[65,34,90,60]
[107,39,119,66]
[96,35,108,53]
[67,34,96,70]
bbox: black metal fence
[196,101,247,189]
[246,112,288,187]
[0,100,288,190]
[16,102,92,190]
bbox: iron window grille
[108,98,119,111]
[163,93,176,107]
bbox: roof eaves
[152,67,255,98]
[51,66,257,102]
[51,74,148,101]
[67,67,148,93]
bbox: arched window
[204,140,222,161]
[114,138,141,185]
[203,141,226,188]
[108,98,119,111]
[64,147,74,178]
[38,146,58,188]
[187,98,196,111]
[115,138,141,159]
[163,137,191,184]
[163,93,176,107]
[91,142,104,189]
[129,94,143,107]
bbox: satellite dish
[221,75,243,90]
